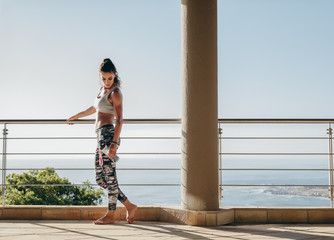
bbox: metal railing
[0,119,181,206]
[1,119,334,207]
[218,119,334,207]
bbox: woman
[66,58,137,224]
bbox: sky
[1,0,334,120]
[1,1,334,207]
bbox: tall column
[181,0,219,211]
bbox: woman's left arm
[108,88,123,158]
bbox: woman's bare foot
[93,211,115,225]
[123,199,138,224]
[126,204,138,224]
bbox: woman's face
[100,71,115,89]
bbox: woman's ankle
[123,199,135,209]
[106,210,115,216]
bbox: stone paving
[0,220,334,239]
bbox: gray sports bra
[94,86,117,114]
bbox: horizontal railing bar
[4,152,331,156]
[1,168,181,171]
[221,153,330,155]
[121,137,181,139]
[5,137,96,140]
[2,183,329,187]
[218,119,334,123]
[4,153,181,155]
[1,168,327,171]
[0,119,181,124]
[2,184,180,187]
[1,137,327,141]
[3,137,181,140]
[2,137,325,140]
[220,137,328,140]
[2,119,334,124]
[220,168,330,171]
[220,184,330,187]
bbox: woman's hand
[108,143,118,159]
[66,115,78,125]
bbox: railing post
[2,124,8,206]
[327,123,333,207]
[218,124,223,204]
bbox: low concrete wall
[0,206,160,222]
[234,207,334,224]
[1,206,334,226]
[160,206,234,226]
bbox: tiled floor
[0,220,334,239]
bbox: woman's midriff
[96,112,114,129]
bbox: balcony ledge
[1,206,334,226]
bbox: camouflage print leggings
[95,124,127,210]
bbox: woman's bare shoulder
[111,87,122,101]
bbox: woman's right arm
[66,106,96,124]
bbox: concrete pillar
[181,0,219,211]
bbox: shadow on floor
[0,220,334,239]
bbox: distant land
[264,187,329,199]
